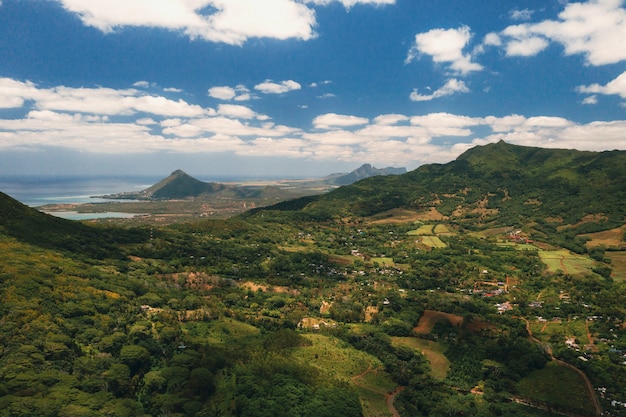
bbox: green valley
[0,142,625,417]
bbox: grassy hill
[251,141,626,236]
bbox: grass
[370,257,395,266]
[420,235,447,248]
[183,318,260,345]
[529,319,590,345]
[433,224,453,234]
[407,225,434,235]
[290,333,397,417]
[413,310,464,334]
[605,251,626,282]
[391,337,450,380]
[581,224,626,249]
[517,361,595,415]
[538,249,595,276]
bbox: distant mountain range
[322,164,406,186]
[251,141,626,231]
[96,164,407,200]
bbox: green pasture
[391,337,450,380]
[517,361,595,415]
[407,225,434,235]
[370,257,395,266]
[183,318,260,345]
[529,319,590,345]
[606,251,626,281]
[420,235,447,248]
[538,249,595,275]
[291,333,397,417]
[433,224,453,234]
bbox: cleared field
[183,318,260,346]
[420,235,447,248]
[291,333,397,417]
[582,225,626,249]
[413,310,464,334]
[606,251,626,282]
[433,224,453,235]
[538,249,595,275]
[370,257,395,266]
[407,225,434,235]
[517,361,596,415]
[391,337,450,380]
[529,319,590,345]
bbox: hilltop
[255,141,626,225]
[323,163,406,186]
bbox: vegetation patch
[391,337,450,380]
[538,249,596,276]
[413,310,464,334]
[517,361,596,415]
[419,235,447,248]
[606,251,626,281]
[407,224,434,235]
[581,224,626,249]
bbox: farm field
[606,251,626,281]
[581,225,626,249]
[517,361,596,415]
[290,333,397,417]
[528,319,591,346]
[407,224,435,235]
[538,249,596,275]
[419,235,447,248]
[391,337,450,380]
[413,310,464,334]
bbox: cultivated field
[517,361,596,415]
[391,337,450,380]
[538,249,596,275]
[605,251,626,281]
[407,225,435,235]
[581,225,626,249]
[413,310,464,334]
[290,333,398,417]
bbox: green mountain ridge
[253,141,626,229]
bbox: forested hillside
[1,142,625,417]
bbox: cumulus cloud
[578,70,626,99]
[1,77,626,170]
[304,0,395,7]
[254,80,302,94]
[313,113,369,129]
[497,0,626,65]
[217,104,258,119]
[409,79,469,102]
[406,26,483,75]
[509,8,534,21]
[57,0,317,45]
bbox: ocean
[0,175,162,207]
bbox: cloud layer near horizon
[1,76,625,170]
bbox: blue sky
[1,0,626,177]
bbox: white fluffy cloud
[56,0,394,45]
[304,0,394,7]
[407,26,483,75]
[57,0,317,45]
[497,0,626,65]
[578,70,626,99]
[1,77,626,169]
[254,80,302,94]
[313,113,369,129]
[409,79,469,102]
